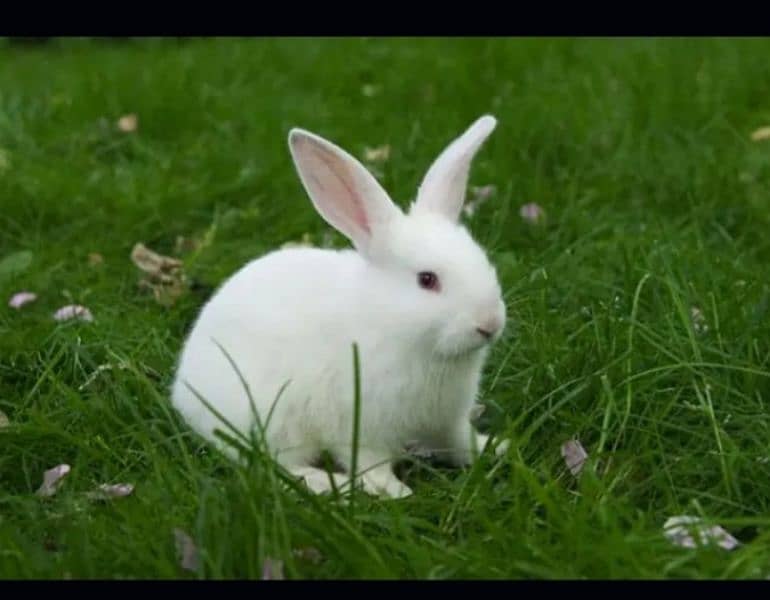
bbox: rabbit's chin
[435,335,492,360]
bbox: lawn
[1,36,770,579]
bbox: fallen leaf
[131,243,182,277]
[173,529,200,572]
[117,113,138,133]
[691,306,709,334]
[261,557,285,580]
[463,184,497,217]
[750,126,770,142]
[9,291,37,309]
[520,202,545,225]
[138,277,187,307]
[0,250,33,281]
[88,253,104,266]
[86,483,134,501]
[663,515,740,550]
[364,145,390,162]
[37,464,71,497]
[53,305,94,323]
[292,547,323,564]
[131,243,188,307]
[0,409,9,428]
[174,236,202,255]
[561,439,588,476]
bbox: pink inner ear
[312,144,371,235]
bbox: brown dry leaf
[53,305,94,323]
[750,126,770,142]
[131,243,182,277]
[88,253,104,266]
[37,464,71,497]
[174,236,202,255]
[292,547,323,564]
[138,277,188,307]
[9,291,37,309]
[364,145,390,162]
[0,409,9,428]
[131,243,188,307]
[117,114,138,133]
[691,306,709,334]
[561,439,588,476]
[463,184,497,217]
[261,557,285,580]
[663,516,740,550]
[173,529,200,572]
[520,202,545,225]
[86,483,134,501]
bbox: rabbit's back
[171,247,369,453]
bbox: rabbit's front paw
[291,466,346,495]
[478,433,510,457]
[360,470,413,499]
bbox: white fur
[171,115,508,499]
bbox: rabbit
[171,114,509,499]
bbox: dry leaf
[86,483,134,501]
[9,291,37,309]
[131,243,188,307]
[261,557,285,580]
[53,305,94,322]
[88,253,104,266]
[691,306,709,334]
[520,202,545,225]
[131,243,182,277]
[561,439,588,476]
[364,145,390,162]
[663,516,740,550]
[37,464,71,497]
[361,84,381,97]
[750,126,770,142]
[117,114,138,133]
[463,184,497,217]
[173,529,200,572]
[292,547,323,564]
[174,236,202,255]
[0,409,9,428]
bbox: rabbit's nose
[475,313,503,340]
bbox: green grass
[2,36,770,579]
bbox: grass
[1,36,770,579]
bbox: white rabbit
[171,115,508,499]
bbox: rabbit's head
[289,115,505,358]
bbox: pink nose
[476,314,503,340]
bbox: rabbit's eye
[418,271,440,292]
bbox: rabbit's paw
[291,466,346,495]
[479,433,510,457]
[359,469,413,499]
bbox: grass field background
[2,37,770,579]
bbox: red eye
[418,271,440,292]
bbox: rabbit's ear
[413,115,497,222]
[289,128,401,253]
